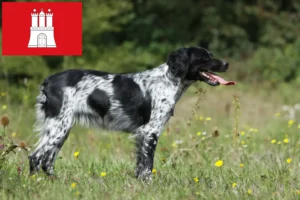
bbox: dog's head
[166,47,235,86]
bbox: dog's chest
[148,83,180,124]
[133,68,191,126]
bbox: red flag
[2,2,82,56]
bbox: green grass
[0,83,300,200]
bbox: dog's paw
[136,168,152,182]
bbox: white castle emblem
[28,9,56,48]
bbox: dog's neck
[174,78,195,103]
[159,63,195,102]
[132,64,195,103]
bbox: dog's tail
[33,81,48,133]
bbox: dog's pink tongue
[209,73,236,85]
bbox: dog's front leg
[135,131,159,181]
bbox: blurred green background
[1,0,300,105]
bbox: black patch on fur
[87,89,111,118]
[64,69,109,86]
[85,70,109,79]
[65,70,85,87]
[40,70,110,118]
[41,80,64,118]
[140,91,152,124]
[112,75,152,128]
[170,108,174,116]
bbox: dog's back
[35,69,154,133]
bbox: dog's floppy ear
[166,48,189,78]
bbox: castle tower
[46,9,53,27]
[31,9,38,27]
[45,9,56,47]
[39,9,45,27]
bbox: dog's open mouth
[200,71,236,86]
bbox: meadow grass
[0,83,300,200]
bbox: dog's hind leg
[29,89,75,176]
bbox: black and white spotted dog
[28,47,235,180]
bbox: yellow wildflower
[201,136,206,140]
[199,116,204,120]
[30,174,36,179]
[287,158,292,164]
[73,151,80,158]
[271,139,276,144]
[278,141,281,145]
[2,105,7,110]
[239,163,244,168]
[247,189,252,195]
[298,125,300,129]
[11,132,17,137]
[240,131,245,136]
[275,113,281,116]
[71,182,77,189]
[232,182,237,188]
[241,141,245,145]
[172,142,177,148]
[152,168,157,174]
[100,172,106,177]
[253,129,258,133]
[75,191,80,196]
[205,117,211,121]
[194,177,199,183]
[197,132,201,136]
[214,160,223,167]
[288,120,294,127]
[283,138,289,144]
[296,190,300,194]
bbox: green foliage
[247,39,300,86]
[2,56,49,79]
[1,0,300,104]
